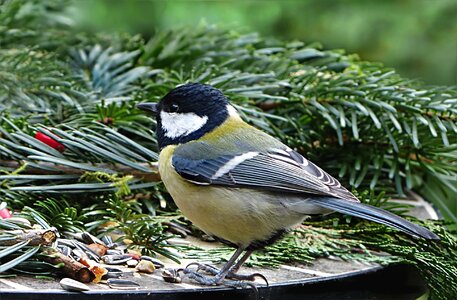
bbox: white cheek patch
[160,111,209,139]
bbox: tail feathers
[308,197,439,240]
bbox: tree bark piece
[0,228,58,246]
[42,248,95,283]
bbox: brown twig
[0,228,58,246]
[41,248,95,283]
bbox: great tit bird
[137,83,438,286]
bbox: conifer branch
[0,2,456,298]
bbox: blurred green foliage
[71,0,457,86]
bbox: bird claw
[227,272,269,286]
[181,262,268,287]
[185,262,220,275]
[225,279,259,290]
[181,267,223,285]
[224,279,261,299]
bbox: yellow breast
[158,146,304,248]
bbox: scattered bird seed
[60,278,90,292]
[102,267,124,280]
[141,256,165,269]
[57,245,72,256]
[126,259,138,268]
[106,249,123,256]
[102,254,132,265]
[73,241,101,261]
[82,232,107,247]
[107,279,140,290]
[162,269,181,283]
[101,235,114,248]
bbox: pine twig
[0,228,57,246]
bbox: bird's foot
[228,272,269,285]
[185,262,220,275]
[181,267,224,285]
[183,262,268,286]
[225,279,260,290]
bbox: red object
[0,208,12,219]
[87,243,108,256]
[35,132,65,152]
[127,253,141,260]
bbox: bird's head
[137,83,236,149]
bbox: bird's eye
[170,103,179,113]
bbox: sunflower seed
[102,254,132,265]
[101,235,115,248]
[57,238,76,248]
[162,268,181,283]
[107,279,140,290]
[73,241,100,261]
[71,249,87,260]
[60,278,90,292]
[126,259,138,267]
[141,256,165,269]
[57,245,72,256]
[82,232,107,247]
[106,249,123,255]
[102,267,124,280]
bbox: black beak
[136,102,158,115]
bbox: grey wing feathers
[172,145,358,201]
[266,149,358,201]
[212,153,332,194]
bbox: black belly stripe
[246,229,287,251]
[211,229,288,251]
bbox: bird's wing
[172,144,358,201]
